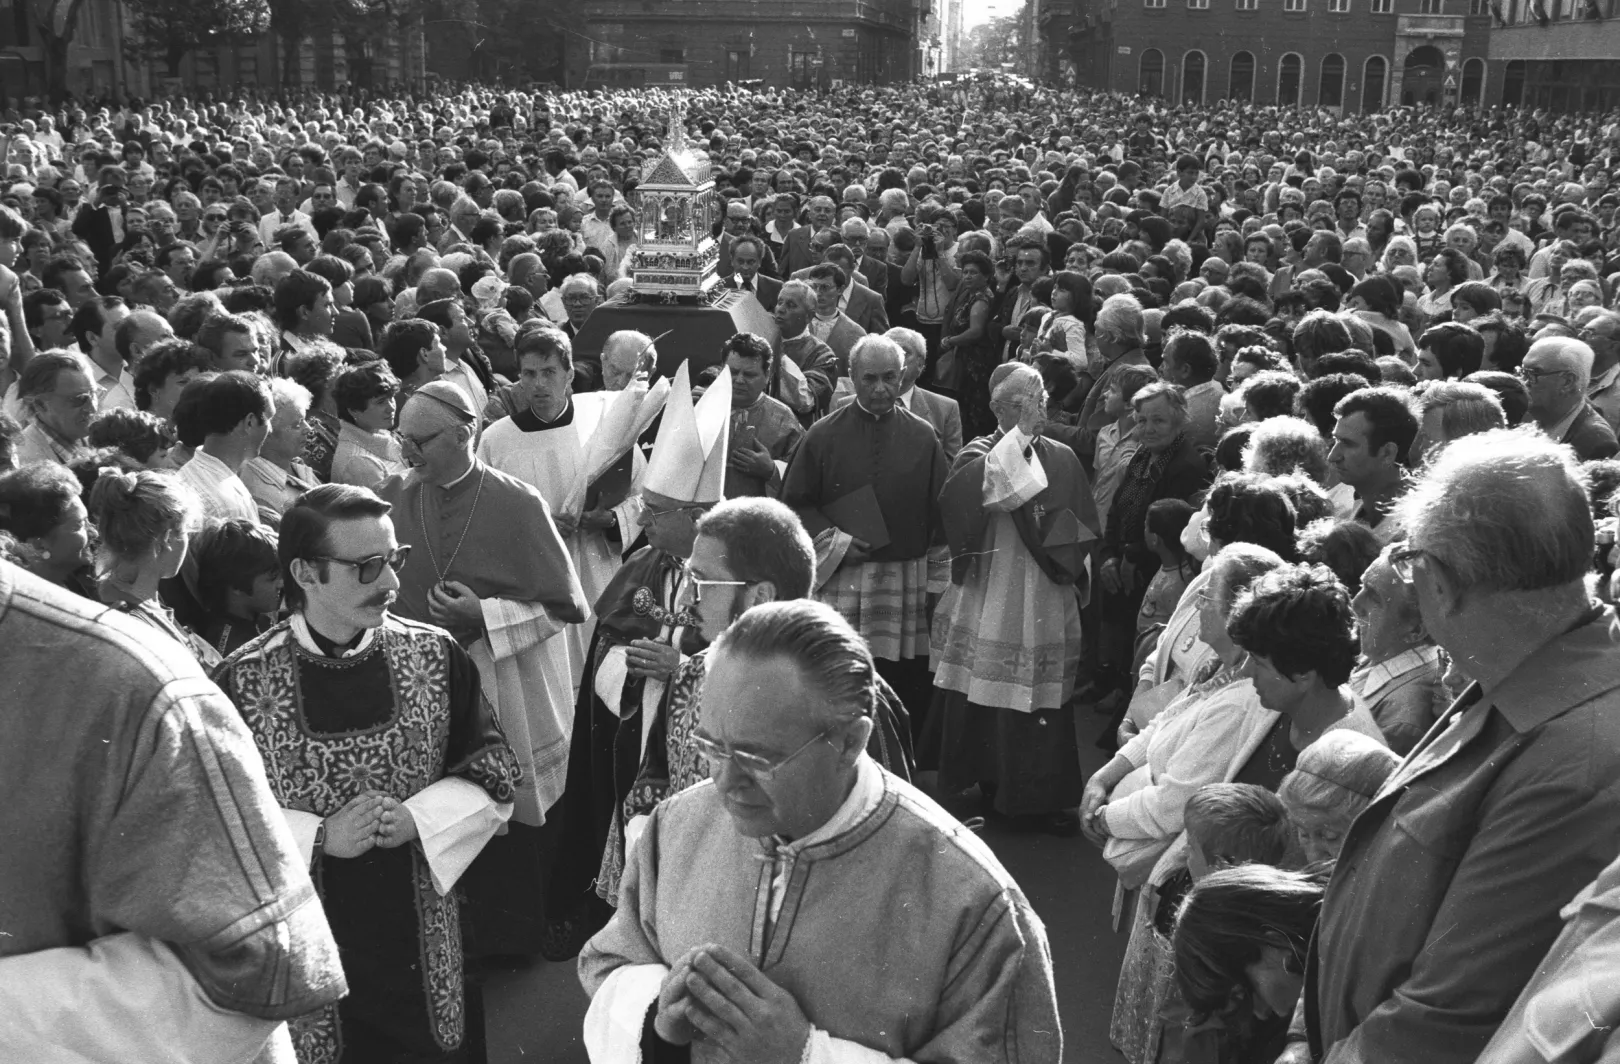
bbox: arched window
[1362,55,1388,112]
[1461,57,1484,105]
[1502,59,1527,107]
[1183,50,1207,104]
[1139,48,1165,97]
[1229,50,1256,101]
[1277,52,1303,105]
[1318,53,1346,107]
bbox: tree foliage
[23,0,91,101]
[125,0,270,76]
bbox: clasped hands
[655,943,811,1064]
[321,791,419,858]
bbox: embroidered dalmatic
[213,614,521,1064]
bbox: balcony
[1396,12,1467,34]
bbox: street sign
[1118,45,1131,54]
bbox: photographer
[900,208,960,382]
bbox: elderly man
[1075,294,1152,467]
[1580,309,1620,431]
[579,600,1061,1064]
[716,201,778,281]
[842,216,889,301]
[932,364,1098,833]
[782,334,948,727]
[1308,428,1620,1064]
[771,279,840,422]
[548,361,730,954]
[835,326,963,461]
[0,559,345,1062]
[1348,545,1449,756]
[604,498,916,906]
[1521,336,1620,460]
[1329,387,1420,544]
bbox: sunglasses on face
[315,545,411,584]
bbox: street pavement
[485,718,1126,1063]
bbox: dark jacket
[1308,607,1620,1064]
[1562,400,1620,461]
[719,272,781,313]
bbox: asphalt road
[484,717,1126,1063]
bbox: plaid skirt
[817,556,929,662]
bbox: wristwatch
[312,819,326,864]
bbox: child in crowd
[192,518,282,658]
[1138,498,1199,637]
[1111,783,1295,1064]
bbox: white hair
[884,327,926,365]
[778,278,816,314]
[1396,426,1592,593]
[840,217,869,238]
[850,334,903,373]
[267,376,312,417]
[602,330,652,375]
[879,189,908,212]
[1526,336,1595,392]
[560,273,600,300]
[1095,293,1144,345]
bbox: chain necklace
[420,466,487,583]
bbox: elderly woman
[1379,234,1417,275]
[1244,415,1330,486]
[1412,380,1506,466]
[0,462,93,593]
[1098,380,1213,698]
[1527,242,1583,317]
[239,377,316,527]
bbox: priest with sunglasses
[212,481,524,1063]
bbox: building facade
[572,0,925,89]
[1070,0,1492,111]
[1487,2,1620,110]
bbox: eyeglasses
[315,545,411,584]
[643,499,703,520]
[1388,543,1431,584]
[399,424,457,451]
[1517,365,1571,384]
[692,721,850,782]
[681,562,747,603]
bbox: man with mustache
[212,481,524,1063]
[379,380,590,957]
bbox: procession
[4,68,1620,1064]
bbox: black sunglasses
[315,545,411,583]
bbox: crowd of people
[4,74,1620,1064]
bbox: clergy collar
[513,398,574,431]
[853,398,893,420]
[768,753,884,852]
[291,611,378,659]
[438,460,478,490]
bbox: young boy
[192,518,282,658]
